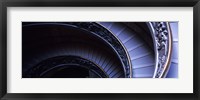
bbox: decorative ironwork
[24,55,108,78]
[147,22,172,78]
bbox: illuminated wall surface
[166,22,178,78]
[22,22,178,78]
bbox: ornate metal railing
[147,22,172,78]
[24,55,108,78]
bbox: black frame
[0,0,199,100]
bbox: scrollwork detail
[151,22,170,78]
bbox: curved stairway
[99,22,155,78]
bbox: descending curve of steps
[99,22,155,78]
[22,23,125,78]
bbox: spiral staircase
[22,22,178,78]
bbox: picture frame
[0,0,199,100]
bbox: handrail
[96,22,132,78]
